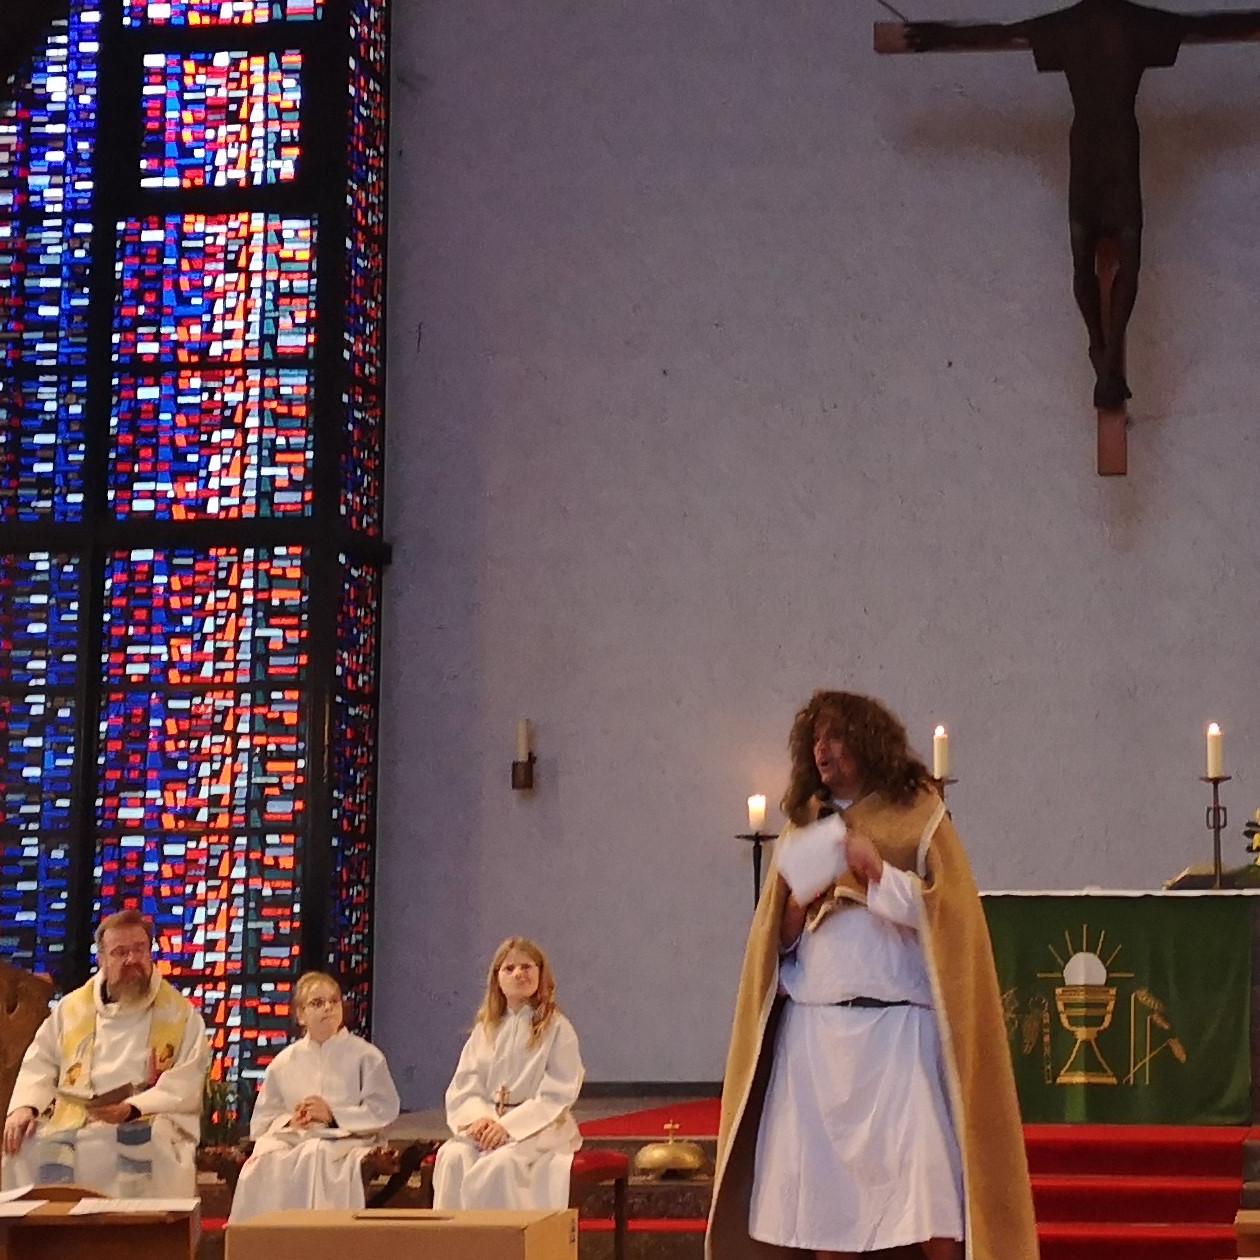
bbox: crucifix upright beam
[875,2,1260,476]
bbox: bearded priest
[2,909,210,1198]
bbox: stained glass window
[114,214,316,364]
[141,51,303,190]
[124,0,323,25]
[0,377,87,524]
[110,368,314,519]
[341,33,386,533]
[0,5,99,374]
[0,553,80,973]
[1,0,388,1100]
[328,556,379,1032]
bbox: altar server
[433,937,584,1211]
[228,971,400,1222]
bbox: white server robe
[749,843,966,1252]
[228,1028,401,1223]
[433,1007,584,1211]
[2,973,209,1198]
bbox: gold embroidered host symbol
[1005,924,1190,1089]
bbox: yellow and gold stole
[46,975,190,1131]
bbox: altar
[981,890,1256,1124]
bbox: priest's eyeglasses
[107,944,152,960]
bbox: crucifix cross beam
[875,2,1260,475]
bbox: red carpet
[581,1098,718,1138]
[579,1104,1254,1259]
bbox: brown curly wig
[781,690,932,824]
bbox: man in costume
[707,691,1037,1260]
[2,909,210,1197]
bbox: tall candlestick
[1206,722,1224,779]
[933,725,950,780]
[747,794,767,832]
[515,719,530,762]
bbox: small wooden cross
[663,1119,680,1143]
[494,1084,510,1117]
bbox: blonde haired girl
[433,938,584,1210]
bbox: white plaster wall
[376,0,1260,1105]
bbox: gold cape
[706,787,1038,1260]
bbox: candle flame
[1208,722,1221,735]
[934,724,946,737]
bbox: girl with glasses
[228,971,400,1223]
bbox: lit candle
[515,719,530,762]
[1206,722,1223,779]
[747,794,767,833]
[933,725,950,780]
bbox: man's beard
[110,967,152,1005]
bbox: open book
[55,1083,139,1107]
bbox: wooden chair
[0,959,54,1120]
[199,1138,435,1207]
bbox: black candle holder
[1200,774,1232,889]
[929,775,958,804]
[735,831,779,907]
[511,754,536,790]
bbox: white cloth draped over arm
[866,864,924,931]
[445,1027,495,1133]
[7,1006,60,1117]
[126,1011,210,1118]
[499,1019,584,1143]
[330,1046,400,1133]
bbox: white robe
[2,972,209,1198]
[433,1007,584,1211]
[749,850,965,1252]
[228,1028,401,1224]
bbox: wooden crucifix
[876,2,1260,475]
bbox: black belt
[833,997,912,1008]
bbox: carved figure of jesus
[883,2,1260,409]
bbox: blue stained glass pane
[0,836,70,973]
[0,375,88,522]
[0,3,99,372]
[0,553,80,688]
[0,694,75,834]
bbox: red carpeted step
[1037,1220,1235,1260]
[1025,1124,1255,1178]
[581,1219,707,1234]
[583,1218,1239,1259]
[1032,1172,1240,1223]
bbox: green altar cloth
[982,892,1252,1124]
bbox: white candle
[1206,722,1223,779]
[747,794,767,832]
[933,725,950,780]
[515,719,530,762]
